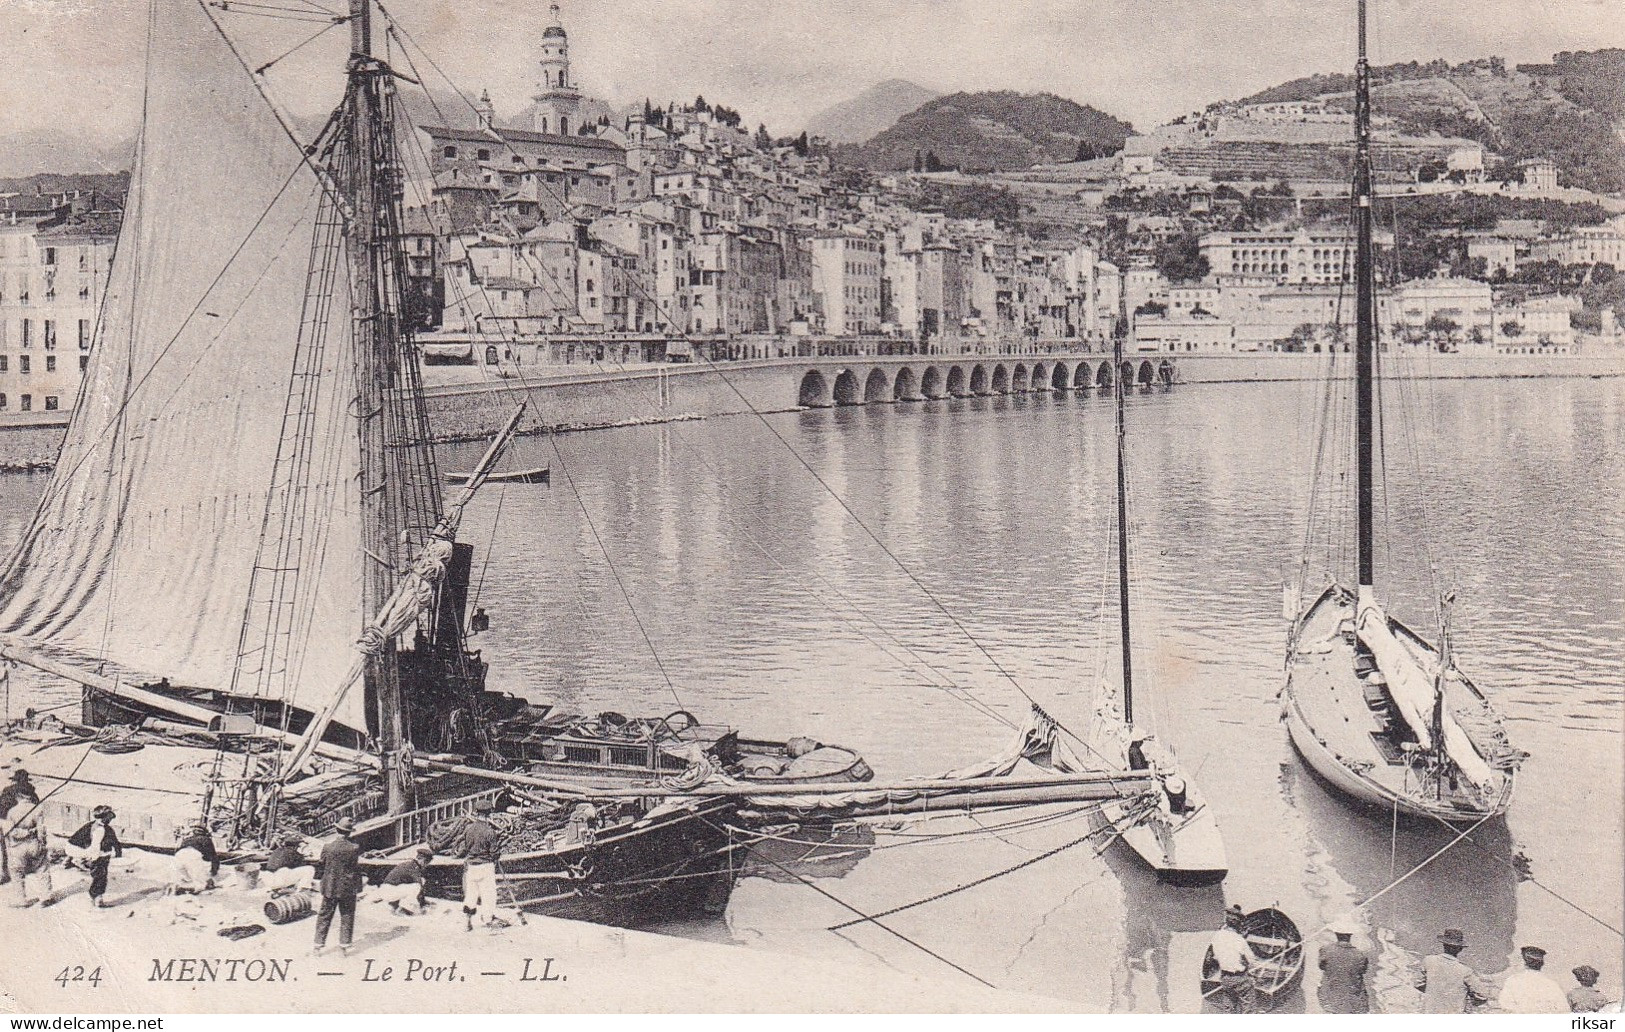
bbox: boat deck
[1285,588,1513,817]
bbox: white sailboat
[1090,325,1227,886]
[1280,0,1522,824]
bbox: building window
[20,394,31,412]
[79,319,90,348]
[44,396,58,410]
[477,148,491,161]
[443,145,458,159]
[19,355,30,373]
[45,355,56,372]
[43,320,55,349]
[0,356,7,371]
[42,247,56,266]
[0,394,6,409]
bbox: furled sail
[1355,592,1494,788]
[0,0,369,733]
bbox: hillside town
[2,5,1622,416]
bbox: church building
[415,4,624,177]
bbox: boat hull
[1282,585,1515,825]
[363,797,748,928]
[1098,789,1227,887]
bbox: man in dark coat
[313,817,363,955]
[1317,916,1371,1013]
[67,805,122,907]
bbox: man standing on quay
[1317,916,1371,1013]
[314,817,363,956]
[1417,927,1495,1013]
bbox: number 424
[56,966,103,988]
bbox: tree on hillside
[755,124,772,149]
[1155,232,1210,283]
[693,95,711,114]
[923,150,943,172]
[794,131,810,157]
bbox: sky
[1,0,1622,172]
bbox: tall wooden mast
[1354,0,1377,591]
[1115,276,1134,725]
[346,0,411,813]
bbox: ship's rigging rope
[824,797,1153,932]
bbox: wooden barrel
[263,891,316,924]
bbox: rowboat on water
[1200,907,1306,1010]
[443,467,549,485]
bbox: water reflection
[1283,762,1518,1013]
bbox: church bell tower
[532,3,582,137]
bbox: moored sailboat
[1279,0,1522,824]
[1089,315,1226,887]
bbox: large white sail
[0,0,369,733]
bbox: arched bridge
[794,355,1177,408]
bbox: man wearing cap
[1499,945,1569,1013]
[1417,927,1495,1013]
[65,805,122,908]
[457,799,513,932]
[377,847,433,916]
[1210,904,1256,1014]
[1317,917,1371,1013]
[4,790,51,907]
[1568,965,1612,1013]
[313,817,363,955]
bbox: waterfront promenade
[1,342,1621,464]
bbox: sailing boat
[0,0,1166,927]
[0,0,774,925]
[1280,0,1521,823]
[1089,317,1227,886]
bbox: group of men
[1210,904,1617,1014]
[310,796,522,956]
[1,770,125,908]
[3,768,529,956]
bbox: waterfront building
[812,232,882,336]
[0,206,118,419]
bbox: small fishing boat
[1200,907,1305,1010]
[1279,0,1521,824]
[444,467,549,485]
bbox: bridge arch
[970,364,989,395]
[991,364,1010,394]
[1028,363,1045,391]
[946,365,967,397]
[921,366,944,399]
[1137,360,1156,386]
[1120,361,1135,386]
[798,370,830,407]
[893,366,919,401]
[1095,362,1113,388]
[833,368,861,405]
[864,367,890,403]
[1053,363,1072,390]
[1012,363,1029,392]
[1158,360,1175,385]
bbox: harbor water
[1,377,1619,1011]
